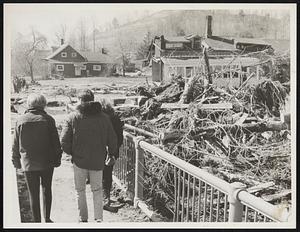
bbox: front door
[75,66,81,76]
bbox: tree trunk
[122,65,125,77]
[29,64,34,83]
[203,48,212,84]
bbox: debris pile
[117,53,291,215]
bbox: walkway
[50,155,149,223]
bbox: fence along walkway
[113,125,291,222]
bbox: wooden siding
[51,45,86,62]
[51,63,75,78]
[152,60,162,82]
[86,63,115,77]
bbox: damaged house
[43,40,116,78]
[151,15,273,87]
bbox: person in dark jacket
[12,93,62,223]
[60,89,117,223]
[99,99,124,209]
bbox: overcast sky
[5,4,292,45]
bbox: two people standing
[12,90,123,223]
[60,89,118,222]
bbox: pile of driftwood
[117,54,291,210]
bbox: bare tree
[13,28,47,82]
[78,17,89,51]
[68,29,77,48]
[115,31,136,76]
[55,23,67,44]
[112,17,119,29]
[91,17,98,52]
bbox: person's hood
[25,107,47,115]
[76,101,102,116]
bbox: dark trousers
[102,165,113,199]
[24,168,54,222]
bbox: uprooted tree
[117,51,291,218]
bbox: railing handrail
[238,190,290,222]
[138,140,231,194]
[122,128,291,222]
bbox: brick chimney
[61,38,64,45]
[205,15,213,38]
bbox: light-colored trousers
[73,163,103,221]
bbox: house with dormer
[43,39,116,78]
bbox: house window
[56,65,64,71]
[194,39,201,49]
[72,52,77,57]
[81,65,86,70]
[166,43,183,49]
[93,65,101,71]
[61,52,67,58]
[186,67,194,78]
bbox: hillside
[94,10,290,58]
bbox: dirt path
[51,155,149,223]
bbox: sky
[5,3,292,46]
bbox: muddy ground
[11,76,151,223]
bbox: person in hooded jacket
[12,93,62,223]
[60,89,117,223]
[99,99,124,210]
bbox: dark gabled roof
[223,37,271,46]
[80,51,115,64]
[164,36,190,43]
[202,38,239,51]
[44,44,69,60]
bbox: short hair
[78,89,94,102]
[99,98,115,116]
[27,93,47,109]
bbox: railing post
[228,182,247,222]
[134,136,145,208]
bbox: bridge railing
[113,125,291,223]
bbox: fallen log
[159,130,187,143]
[235,113,249,125]
[246,181,275,194]
[179,75,199,104]
[261,189,291,202]
[160,121,288,143]
[194,121,288,135]
[160,102,233,110]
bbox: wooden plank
[160,102,233,110]
[114,104,140,109]
[246,181,275,194]
[235,113,249,125]
[261,189,291,202]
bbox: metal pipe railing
[238,190,290,222]
[114,130,291,223]
[139,140,230,194]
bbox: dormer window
[61,52,67,58]
[72,52,77,57]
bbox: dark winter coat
[12,108,62,171]
[107,114,124,159]
[60,102,118,171]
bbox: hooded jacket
[12,108,62,171]
[60,101,118,171]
